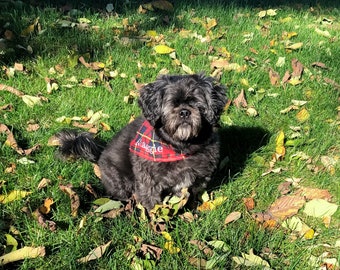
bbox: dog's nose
[179,109,191,118]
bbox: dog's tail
[55,130,104,163]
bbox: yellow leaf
[0,190,32,204]
[0,246,45,266]
[285,42,303,50]
[258,10,267,18]
[275,130,285,157]
[280,17,293,23]
[289,77,303,86]
[204,17,217,30]
[39,198,54,214]
[164,241,180,254]
[161,231,172,241]
[303,228,315,240]
[146,30,157,37]
[266,9,277,16]
[296,108,310,122]
[21,95,43,108]
[153,44,175,54]
[315,28,331,38]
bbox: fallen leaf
[189,240,214,256]
[269,68,280,86]
[278,181,292,195]
[303,199,338,218]
[0,190,32,204]
[162,232,180,254]
[243,197,255,211]
[296,108,310,122]
[233,89,248,108]
[224,211,242,225]
[77,241,112,263]
[315,28,331,38]
[22,95,43,108]
[274,130,285,161]
[268,195,306,220]
[285,42,303,50]
[5,234,18,252]
[32,208,57,231]
[311,62,328,69]
[153,44,175,54]
[140,244,163,261]
[233,249,271,269]
[38,198,54,214]
[0,246,45,266]
[59,184,80,217]
[37,178,51,190]
[291,58,304,79]
[188,257,207,268]
[294,187,332,201]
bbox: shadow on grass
[211,125,270,189]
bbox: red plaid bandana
[129,120,189,162]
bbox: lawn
[0,0,339,269]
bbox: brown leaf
[291,58,303,79]
[278,181,292,195]
[268,195,306,221]
[26,123,40,132]
[243,197,255,211]
[311,62,328,69]
[0,84,25,97]
[294,187,332,201]
[93,164,102,179]
[4,163,16,174]
[0,104,14,111]
[233,89,248,108]
[269,68,280,86]
[188,257,207,268]
[59,184,80,217]
[281,70,291,85]
[32,208,57,231]
[140,244,163,260]
[37,178,51,190]
[324,77,340,90]
[0,124,40,155]
[189,240,214,256]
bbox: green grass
[1,1,339,269]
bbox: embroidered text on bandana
[129,120,188,162]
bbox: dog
[56,73,227,210]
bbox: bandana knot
[129,120,188,162]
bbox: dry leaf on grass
[294,187,332,201]
[269,68,280,86]
[77,241,112,263]
[59,184,80,217]
[0,246,45,266]
[233,89,248,108]
[268,195,306,221]
[224,211,242,225]
[0,124,40,155]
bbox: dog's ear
[138,78,167,126]
[199,74,227,125]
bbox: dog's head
[138,73,227,142]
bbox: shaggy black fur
[56,73,227,210]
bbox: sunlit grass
[0,1,339,269]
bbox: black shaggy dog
[56,73,227,210]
